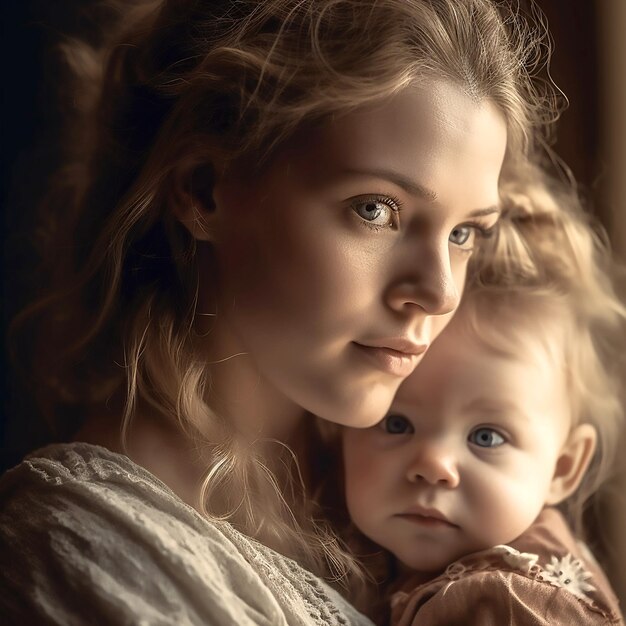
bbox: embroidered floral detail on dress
[539,553,596,600]
[492,545,539,573]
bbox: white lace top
[0,443,373,626]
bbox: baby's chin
[393,535,511,580]
[392,541,481,580]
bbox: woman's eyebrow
[340,167,438,200]
[338,167,500,216]
[469,206,501,218]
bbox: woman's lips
[353,342,428,377]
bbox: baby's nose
[405,443,460,488]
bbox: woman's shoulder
[0,442,372,626]
[2,440,164,489]
[0,441,200,535]
[0,442,242,624]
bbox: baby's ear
[546,424,597,505]
[171,161,220,242]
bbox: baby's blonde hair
[13,0,564,584]
[467,171,626,540]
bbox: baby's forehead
[445,292,572,359]
[392,302,573,422]
[391,295,574,406]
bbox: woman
[1,1,560,623]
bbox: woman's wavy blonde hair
[13,0,566,586]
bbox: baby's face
[342,320,572,576]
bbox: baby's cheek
[470,477,541,547]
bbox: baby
[342,285,625,624]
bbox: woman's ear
[546,424,597,505]
[171,162,219,242]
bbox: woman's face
[204,79,507,429]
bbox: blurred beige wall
[598,0,626,609]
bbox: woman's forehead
[267,80,506,207]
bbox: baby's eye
[468,427,505,448]
[380,413,414,434]
[351,196,400,228]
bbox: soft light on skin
[342,313,597,579]
[180,79,507,438]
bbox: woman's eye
[380,413,413,434]
[351,197,399,228]
[468,427,506,448]
[449,225,474,247]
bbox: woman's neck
[74,388,310,512]
[196,308,306,443]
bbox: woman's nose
[385,243,461,316]
[405,444,460,488]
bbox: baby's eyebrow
[462,397,530,421]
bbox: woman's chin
[317,389,394,430]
